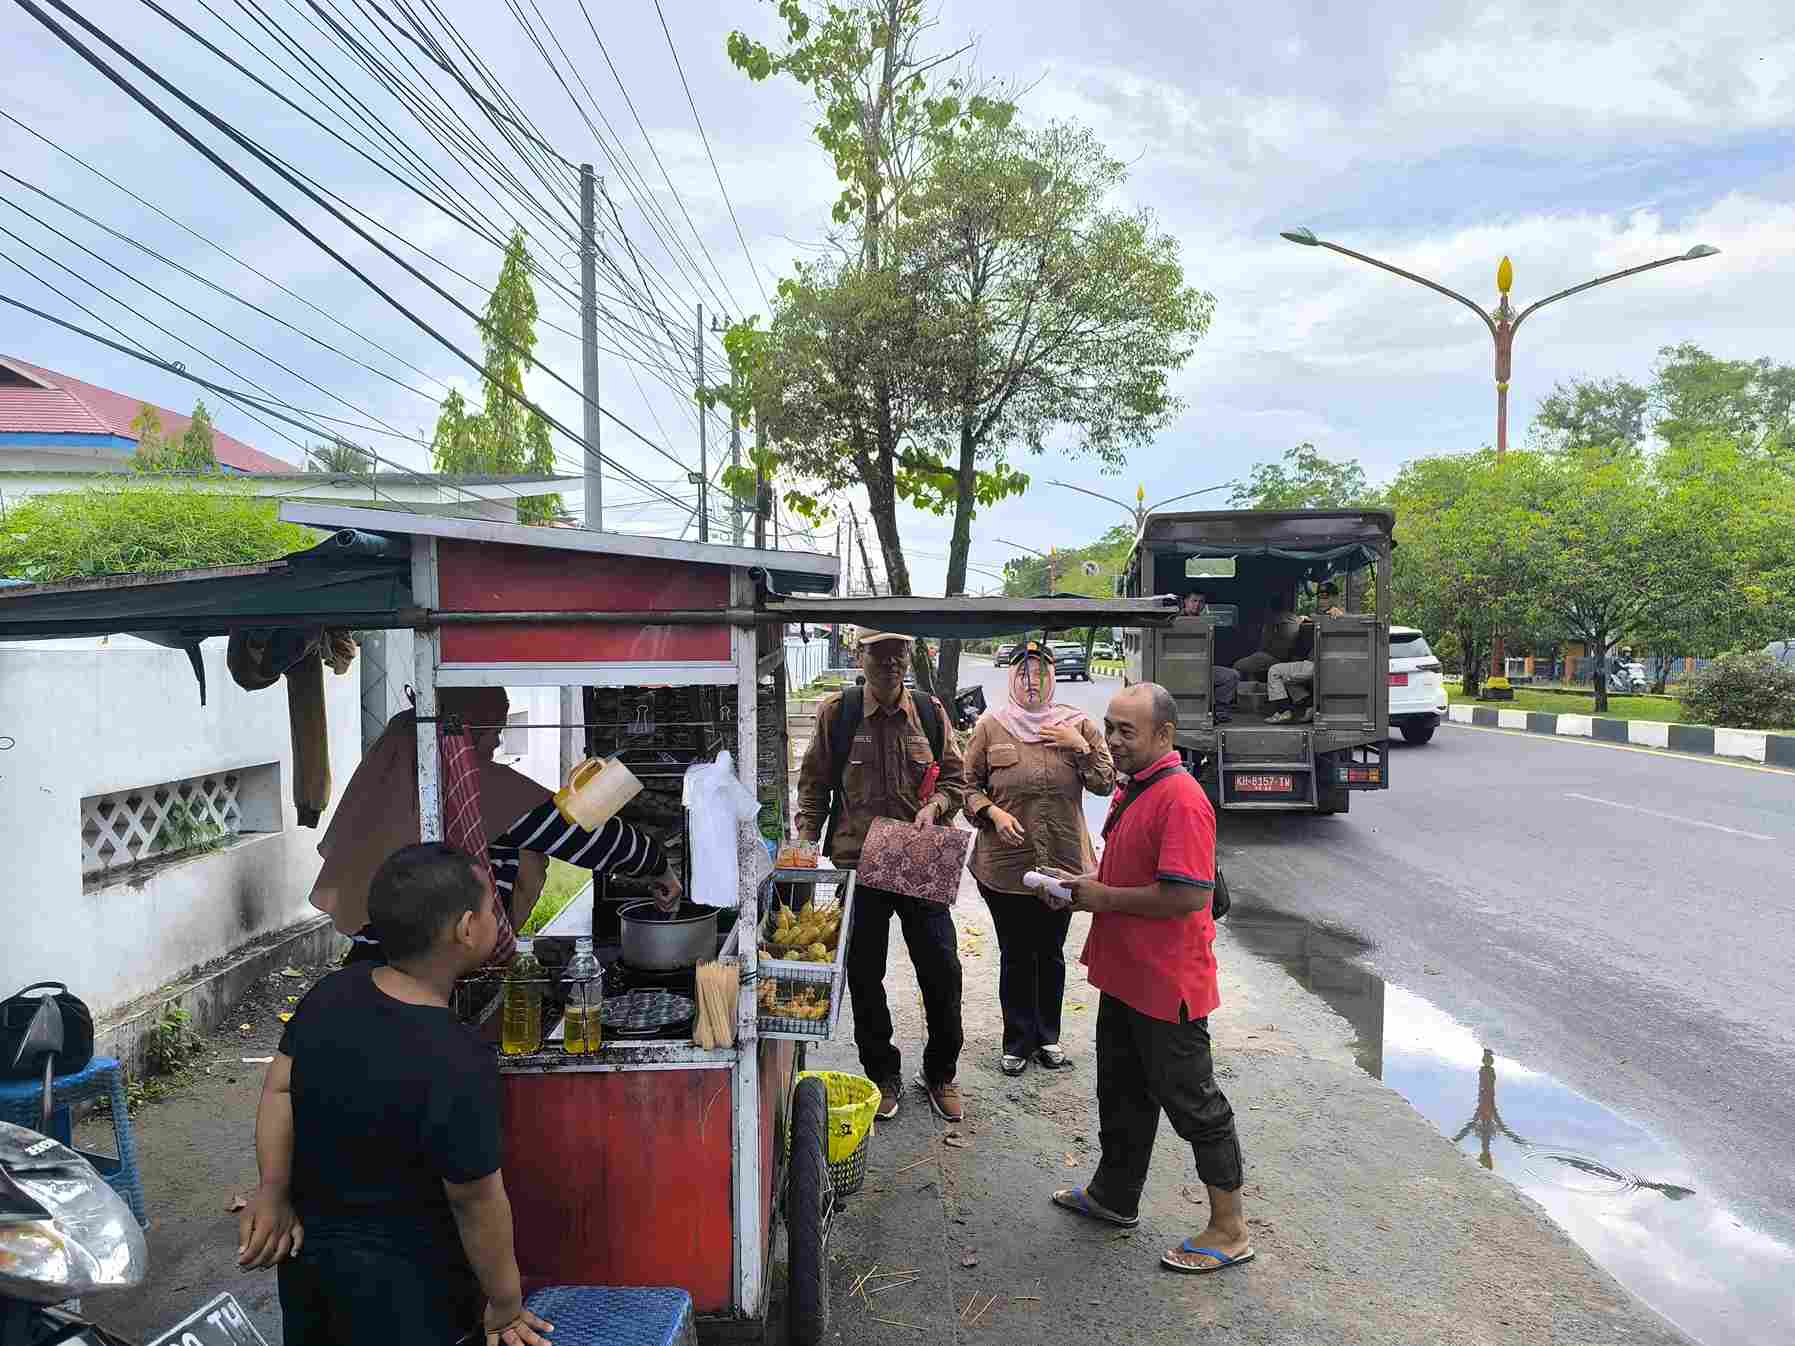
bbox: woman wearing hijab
[963,643,1116,1076]
[312,686,680,964]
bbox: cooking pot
[618,901,720,971]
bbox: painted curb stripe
[1526,712,1558,735]
[1627,721,1671,749]
[1712,728,1769,763]
[1767,735,1795,769]
[1448,699,1790,769]
[1472,707,1498,727]
[1592,718,1629,743]
[1668,724,1716,755]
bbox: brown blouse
[962,714,1116,895]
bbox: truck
[1121,508,1394,814]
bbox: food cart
[0,501,1178,1344]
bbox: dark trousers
[279,1223,480,1346]
[1089,993,1243,1220]
[979,884,1073,1059]
[845,881,963,1085]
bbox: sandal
[1161,1239,1256,1274]
[1001,1055,1028,1077]
[1035,1045,1074,1071]
[1052,1186,1139,1229]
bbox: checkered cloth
[440,729,516,965]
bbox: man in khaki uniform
[795,630,967,1123]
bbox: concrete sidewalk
[808,881,1691,1346]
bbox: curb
[1447,703,1795,767]
[95,915,348,1082]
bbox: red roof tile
[0,355,297,473]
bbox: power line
[651,0,771,310]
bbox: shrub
[1675,652,1795,730]
[0,481,317,582]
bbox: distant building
[0,354,296,474]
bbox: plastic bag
[683,751,769,909]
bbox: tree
[902,119,1213,694]
[130,400,219,474]
[1000,524,1135,658]
[1652,342,1795,463]
[1385,451,1549,699]
[0,480,316,582]
[430,229,562,523]
[1229,443,1370,510]
[306,438,375,475]
[1529,375,1650,456]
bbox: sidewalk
[807,876,1692,1346]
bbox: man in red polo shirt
[1046,682,1253,1275]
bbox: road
[959,658,1795,1261]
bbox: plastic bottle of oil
[561,936,602,1055]
[500,937,544,1056]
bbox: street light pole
[1279,227,1720,686]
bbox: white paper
[682,751,766,910]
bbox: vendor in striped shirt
[310,688,681,964]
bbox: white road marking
[1563,792,1774,842]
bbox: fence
[784,635,832,691]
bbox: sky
[5,0,1793,591]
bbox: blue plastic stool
[522,1287,697,1346]
[0,1057,147,1228]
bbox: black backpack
[822,686,946,852]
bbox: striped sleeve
[491,801,667,877]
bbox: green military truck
[1121,509,1394,814]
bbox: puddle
[1226,904,1795,1346]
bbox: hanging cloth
[439,726,516,967]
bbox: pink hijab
[989,649,1083,743]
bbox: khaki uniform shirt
[963,715,1115,895]
[795,687,966,866]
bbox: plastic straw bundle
[694,960,739,1049]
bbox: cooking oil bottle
[500,937,544,1055]
[561,936,602,1055]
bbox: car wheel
[1401,723,1436,745]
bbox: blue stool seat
[0,1057,147,1228]
[522,1287,696,1346]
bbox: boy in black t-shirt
[237,843,553,1346]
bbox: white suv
[1389,626,1448,744]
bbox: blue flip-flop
[1051,1186,1140,1229]
[1161,1240,1257,1274]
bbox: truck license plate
[1235,774,1293,793]
[148,1293,270,1346]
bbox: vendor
[311,687,681,964]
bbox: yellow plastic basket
[795,1070,879,1195]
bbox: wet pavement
[1225,903,1795,1346]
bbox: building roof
[0,355,296,473]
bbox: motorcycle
[1,993,267,1346]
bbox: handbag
[857,817,973,907]
[1,982,95,1079]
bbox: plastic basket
[795,1070,878,1197]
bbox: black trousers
[845,881,963,1085]
[979,883,1073,1059]
[278,1222,481,1346]
[1089,993,1243,1220]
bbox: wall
[0,636,361,1015]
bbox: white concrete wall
[0,636,360,1015]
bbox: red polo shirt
[1080,752,1219,1023]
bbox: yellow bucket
[795,1070,879,1195]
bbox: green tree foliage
[430,229,562,523]
[0,481,317,582]
[306,439,375,475]
[1529,376,1650,456]
[998,524,1136,657]
[1229,443,1371,510]
[1675,652,1795,731]
[130,400,220,474]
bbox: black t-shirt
[279,964,499,1260]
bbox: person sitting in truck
[1264,583,1346,724]
[1182,593,1240,724]
[1232,591,1307,682]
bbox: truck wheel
[1401,723,1436,745]
[1316,785,1350,816]
[786,1076,831,1346]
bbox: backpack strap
[912,692,945,763]
[1101,762,1186,842]
[823,687,946,852]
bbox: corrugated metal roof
[0,355,297,473]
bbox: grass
[520,858,591,935]
[1448,685,1688,723]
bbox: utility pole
[752,417,768,550]
[695,302,709,542]
[849,503,878,595]
[711,312,745,547]
[565,162,601,784]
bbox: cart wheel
[786,1075,831,1346]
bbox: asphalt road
[961,657,1795,1257]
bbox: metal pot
[617,901,719,971]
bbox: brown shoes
[876,1078,902,1121]
[916,1071,965,1123]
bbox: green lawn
[520,858,591,935]
[1448,686,1688,723]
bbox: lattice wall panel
[81,772,244,875]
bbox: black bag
[1,983,95,1079]
[1101,763,1230,919]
